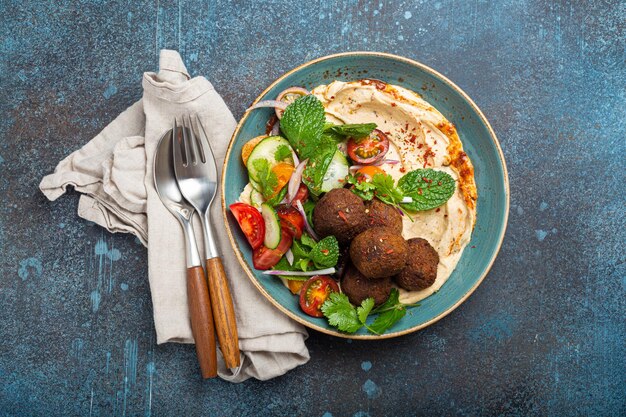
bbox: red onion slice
[270,120,280,136]
[263,267,336,276]
[276,87,310,100]
[349,159,400,172]
[291,149,300,167]
[275,87,310,119]
[286,159,308,203]
[285,249,294,266]
[295,199,319,241]
[246,100,288,112]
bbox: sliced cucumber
[250,178,262,192]
[250,188,264,208]
[261,203,281,249]
[246,136,294,182]
[238,182,254,205]
[320,150,350,192]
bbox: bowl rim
[221,51,510,339]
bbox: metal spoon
[153,129,218,379]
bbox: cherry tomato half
[252,230,293,270]
[299,275,340,317]
[229,203,265,250]
[347,129,390,164]
[290,183,309,206]
[276,204,305,239]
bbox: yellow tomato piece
[241,135,267,165]
[269,162,294,197]
[356,165,385,179]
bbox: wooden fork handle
[187,266,218,379]
[206,257,241,368]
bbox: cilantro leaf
[321,292,363,333]
[346,174,376,200]
[397,169,456,211]
[368,306,406,335]
[264,185,287,206]
[280,95,326,159]
[371,288,401,313]
[310,235,339,268]
[367,288,408,334]
[324,123,377,139]
[357,298,375,324]
[251,159,279,199]
[274,144,292,162]
[370,173,404,206]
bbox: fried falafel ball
[341,265,392,306]
[349,226,408,279]
[364,198,403,234]
[395,238,439,291]
[312,188,367,245]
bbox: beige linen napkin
[40,50,309,382]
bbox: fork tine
[172,118,186,169]
[180,117,194,166]
[195,114,216,157]
[187,114,205,164]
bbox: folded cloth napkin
[40,50,309,382]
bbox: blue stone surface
[1,1,624,416]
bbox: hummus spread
[312,80,477,304]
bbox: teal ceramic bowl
[222,52,509,339]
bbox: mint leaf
[280,95,326,159]
[397,169,455,211]
[321,292,362,333]
[357,298,375,324]
[290,239,309,259]
[280,95,339,195]
[325,123,377,139]
[252,159,279,199]
[310,236,339,268]
[299,233,317,249]
[274,144,292,162]
[298,258,311,271]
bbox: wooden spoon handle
[206,257,240,368]
[186,265,218,378]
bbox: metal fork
[172,115,240,369]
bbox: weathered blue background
[1,1,624,416]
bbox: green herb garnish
[309,236,340,268]
[271,233,340,274]
[324,123,377,140]
[320,292,364,333]
[397,169,456,211]
[347,169,456,214]
[321,289,417,335]
[251,159,278,199]
[273,144,293,162]
[280,95,337,195]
